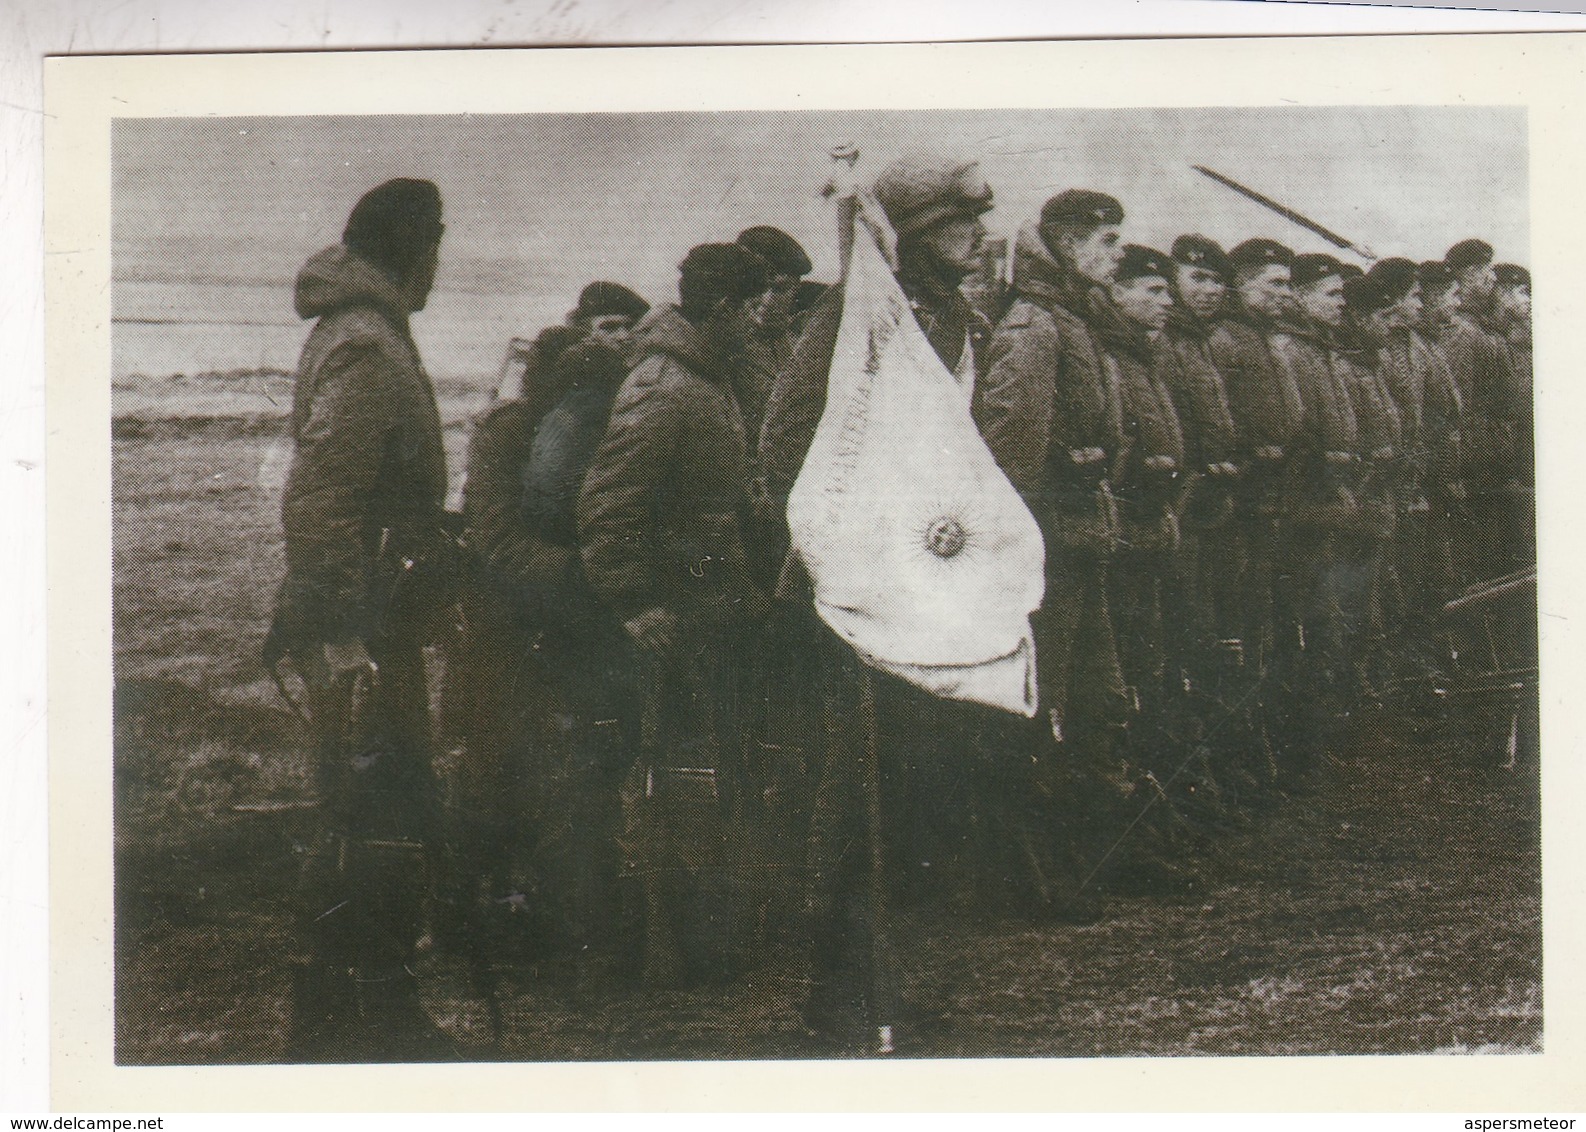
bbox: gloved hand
[324,638,377,684]
[624,606,682,656]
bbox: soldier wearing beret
[271,178,456,1060]
[1493,263,1534,510]
[1266,253,1365,782]
[1206,238,1306,790]
[1440,239,1525,582]
[1367,257,1463,638]
[735,226,813,452]
[1336,274,1406,692]
[972,188,1155,897]
[1160,235,1256,809]
[577,242,773,986]
[568,281,652,368]
[760,155,1057,1046]
[1095,245,1222,843]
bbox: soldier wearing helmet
[760,154,1056,1049]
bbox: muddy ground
[112,422,1541,1063]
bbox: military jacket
[974,223,1123,556]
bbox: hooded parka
[274,244,449,650]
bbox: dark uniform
[1094,255,1186,743]
[1267,273,1363,768]
[445,339,640,971]
[1209,249,1305,671]
[1161,238,1254,810]
[975,219,1129,757]
[761,157,1058,1041]
[1162,245,1240,704]
[1207,239,1307,792]
[1335,283,1404,693]
[267,181,455,1061]
[577,273,771,985]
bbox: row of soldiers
[269,163,1534,1059]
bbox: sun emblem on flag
[925,516,968,559]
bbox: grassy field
[111,415,1542,1063]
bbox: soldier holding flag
[760,153,1054,1049]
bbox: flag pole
[860,665,896,1055]
[826,142,897,1054]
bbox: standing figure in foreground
[268,178,454,1061]
[763,155,1060,1044]
[577,242,772,986]
[972,190,1137,893]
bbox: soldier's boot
[348,959,464,1064]
[282,958,362,1064]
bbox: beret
[1343,274,1389,315]
[1290,252,1346,289]
[1418,260,1456,295]
[1445,238,1495,274]
[1170,234,1230,278]
[678,243,771,303]
[1115,244,1175,284]
[1227,238,1293,272]
[1367,257,1419,304]
[572,281,650,323]
[736,226,813,277]
[873,155,995,239]
[343,178,444,277]
[1494,262,1531,289]
[1040,189,1125,230]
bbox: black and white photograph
[42,33,1578,1106]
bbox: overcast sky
[113,106,1529,327]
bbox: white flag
[787,225,1045,717]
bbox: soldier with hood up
[577,242,773,986]
[267,177,456,1061]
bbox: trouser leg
[288,642,452,1062]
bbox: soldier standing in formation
[1161,236,1254,809]
[1094,245,1190,813]
[271,164,1534,1059]
[1208,239,1302,789]
[974,190,1135,898]
[1269,253,1363,755]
